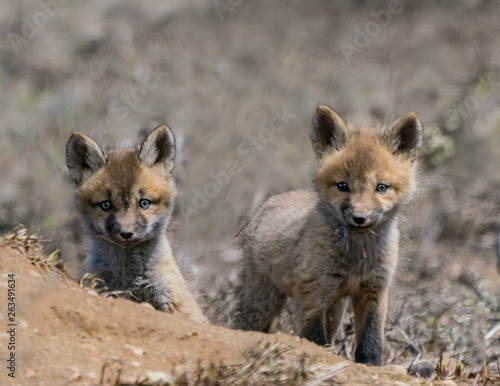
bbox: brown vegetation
[1,0,500,384]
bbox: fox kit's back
[233,105,422,365]
[66,125,207,323]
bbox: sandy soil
[0,242,445,386]
[1,0,500,384]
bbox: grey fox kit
[66,125,207,323]
[232,106,423,365]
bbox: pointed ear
[310,105,349,159]
[66,132,106,185]
[139,124,176,173]
[382,112,423,161]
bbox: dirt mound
[1,1,500,384]
[0,230,444,386]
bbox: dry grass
[98,341,349,386]
[2,1,500,384]
[0,224,69,278]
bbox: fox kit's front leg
[149,248,208,322]
[134,267,176,312]
[292,296,347,346]
[323,297,348,343]
[232,257,287,332]
[352,287,388,365]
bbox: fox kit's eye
[375,183,388,193]
[139,199,151,209]
[337,182,349,192]
[100,201,112,211]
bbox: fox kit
[66,125,207,323]
[232,106,423,365]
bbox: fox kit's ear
[310,105,349,159]
[382,112,423,162]
[139,124,176,174]
[66,132,106,185]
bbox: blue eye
[376,183,388,193]
[100,201,112,211]
[139,199,151,209]
[337,182,349,192]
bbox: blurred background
[1,0,500,373]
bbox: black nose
[120,232,134,239]
[352,215,366,225]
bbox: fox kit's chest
[280,222,399,299]
[341,229,396,276]
[85,238,173,290]
[315,223,399,300]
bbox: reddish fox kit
[66,125,207,323]
[232,106,423,365]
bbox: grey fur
[232,190,398,351]
[232,106,422,366]
[86,234,206,319]
[66,125,207,323]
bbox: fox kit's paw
[301,317,328,346]
[354,335,383,366]
[144,284,176,312]
[132,276,175,312]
